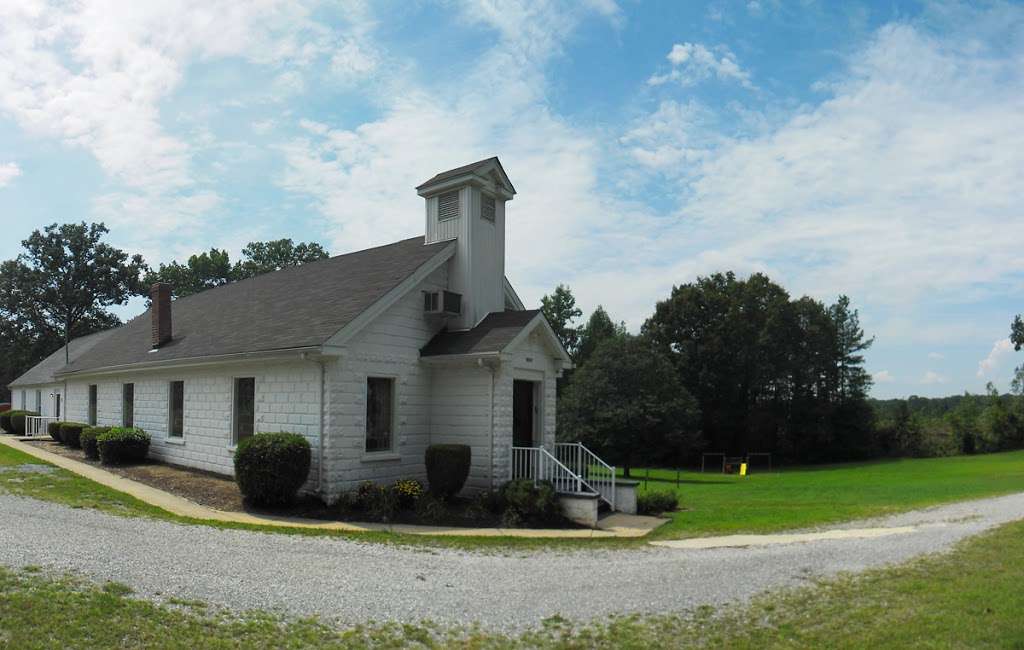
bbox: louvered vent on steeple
[438,191,460,221]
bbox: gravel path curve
[2,492,1023,630]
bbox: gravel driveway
[2,492,1023,631]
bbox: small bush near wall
[0,411,13,434]
[47,421,63,442]
[80,426,110,460]
[8,411,39,436]
[97,427,151,465]
[499,479,562,527]
[425,444,471,500]
[637,491,678,516]
[59,422,88,449]
[233,432,311,507]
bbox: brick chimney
[150,283,172,348]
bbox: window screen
[169,381,184,438]
[365,377,394,452]
[233,377,255,444]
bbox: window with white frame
[20,390,26,410]
[365,377,395,452]
[35,390,41,413]
[233,377,255,444]
[54,393,61,419]
[87,385,97,426]
[122,383,134,428]
[168,381,184,438]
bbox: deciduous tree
[10,223,142,363]
[558,335,701,476]
[540,284,582,358]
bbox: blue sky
[1,0,1023,399]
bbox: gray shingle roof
[415,157,516,194]
[9,330,115,387]
[58,236,453,376]
[420,310,541,357]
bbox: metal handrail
[554,442,616,510]
[510,446,584,495]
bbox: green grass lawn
[2,514,1023,647]
[4,440,1024,547]
[631,450,1024,539]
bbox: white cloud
[624,17,1024,316]
[0,1,372,246]
[278,1,636,305]
[928,352,945,360]
[330,37,379,83]
[619,100,719,171]
[977,338,1014,378]
[251,120,275,135]
[873,370,895,383]
[922,371,948,385]
[648,42,754,89]
[0,162,21,187]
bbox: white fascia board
[503,313,574,367]
[324,242,456,348]
[503,278,525,310]
[54,346,325,379]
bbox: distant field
[627,450,1024,539]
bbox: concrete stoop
[557,492,601,527]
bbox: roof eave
[54,345,326,379]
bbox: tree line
[869,319,1024,459]
[0,222,329,400]
[546,274,881,474]
[871,388,1024,458]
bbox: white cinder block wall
[320,265,448,501]
[63,360,323,490]
[52,267,561,503]
[9,384,61,416]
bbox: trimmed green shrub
[47,420,63,442]
[499,479,562,526]
[11,411,39,436]
[58,422,88,449]
[233,432,311,507]
[0,410,14,434]
[97,427,151,465]
[424,444,471,499]
[637,490,678,515]
[80,426,110,460]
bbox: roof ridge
[165,235,431,307]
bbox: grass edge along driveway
[1,514,1023,647]
[3,441,1024,547]
[631,449,1024,540]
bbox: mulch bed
[23,439,246,512]
[21,438,584,529]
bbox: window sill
[165,437,185,446]
[361,451,400,463]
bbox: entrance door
[512,380,535,448]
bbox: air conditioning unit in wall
[423,290,462,316]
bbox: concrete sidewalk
[0,436,665,539]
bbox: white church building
[9,158,627,520]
